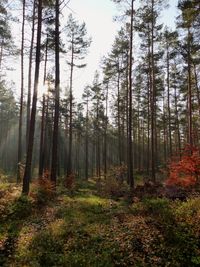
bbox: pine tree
[22,0,43,195]
[65,14,91,177]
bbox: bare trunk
[39,95,45,177]
[117,66,122,166]
[174,85,181,159]
[167,44,172,157]
[85,97,89,180]
[193,64,200,116]
[151,0,156,182]
[51,0,60,184]
[187,27,192,147]
[128,0,134,188]
[67,39,74,177]
[17,0,26,183]
[104,82,109,177]
[26,0,36,151]
[22,0,42,195]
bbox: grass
[0,179,200,266]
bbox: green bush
[142,198,200,266]
[142,198,173,223]
[31,178,56,206]
[9,195,32,220]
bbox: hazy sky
[7,0,178,100]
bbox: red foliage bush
[166,145,200,187]
[30,170,55,204]
[65,173,75,190]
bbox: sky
[6,0,179,101]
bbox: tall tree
[22,0,43,194]
[162,29,179,158]
[65,14,91,177]
[128,0,134,188]
[90,72,104,179]
[82,86,91,180]
[26,0,36,151]
[51,0,60,185]
[177,0,200,147]
[136,0,168,181]
[17,0,26,183]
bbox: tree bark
[104,82,109,178]
[26,0,36,152]
[51,0,60,185]
[128,0,134,189]
[187,27,192,147]
[166,43,172,157]
[85,96,89,180]
[151,0,156,182]
[39,94,45,177]
[67,38,74,177]
[22,0,42,195]
[17,0,26,183]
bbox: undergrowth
[0,179,200,266]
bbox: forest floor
[0,178,200,267]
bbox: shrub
[64,173,76,191]
[100,165,129,199]
[143,198,171,217]
[103,176,129,199]
[175,198,200,236]
[31,170,56,205]
[9,195,32,219]
[166,145,200,187]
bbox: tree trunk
[22,0,42,195]
[26,0,36,152]
[67,39,74,177]
[193,64,200,116]
[17,0,26,183]
[187,27,192,147]
[117,66,122,166]
[39,94,45,177]
[104,82,109,178]
[174,85,181,159]
[167,44,172,157]
[128,0,134,189]
[151,0,156,182]
[85,96,89,180]
[51,0,60,185]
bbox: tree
[0,81,18,172]
[112,0,135,188]
[0,0,13,72]
[51,0,60,185]
[162,29,179,158]
[17,0,26,183]
[22,0,43,195]
[135,0,168,181]
[90,72,105,178]
[177,0,200,148]
[82,86,91,180]
[103,28,129,167]
[65,14,91,177]
[127,0,134,188]
[26,0,36,151]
